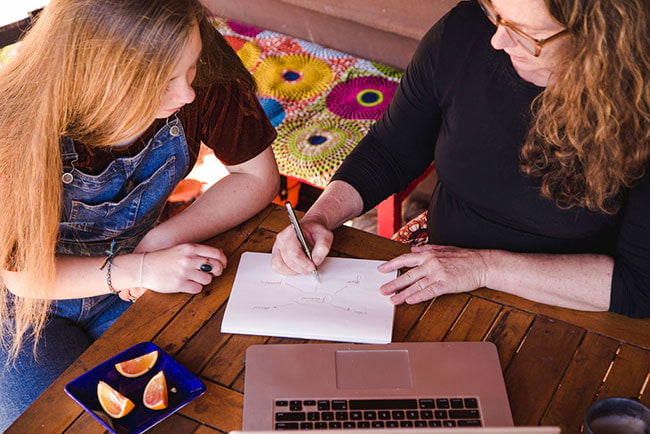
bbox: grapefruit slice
[143,371,168,410]
[114,350,158,378]
[97,381,134,419]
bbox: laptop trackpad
[335,350,413,389]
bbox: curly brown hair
[519,0,650,214]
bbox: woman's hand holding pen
[136,243,227,294]
[271,216,333,275]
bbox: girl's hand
[377,244,490,305]
[271,218,333,275]
[139,243,227,294]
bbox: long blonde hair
[520,0,650,213]
[0,0,252,360]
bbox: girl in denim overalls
[0,0,280,428]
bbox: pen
[284,202,320,282]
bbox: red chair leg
[376,194,402,238]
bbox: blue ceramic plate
[65,342,206,434]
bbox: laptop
[243,342,534,430]
[234,430,559,434]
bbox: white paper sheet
[221,252,396,344]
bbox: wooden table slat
[171,304,231,374]
[63,412,108,434]
[178,380,243,432]
[392,301,431,342]
[484,307,535,370]
[146,414,200,433]
[201,334,270,386]
[473,290,650,349]
[540,332,620,433]
[192,424,223,433]
[504,316,584,426]
[640,374,650,407]
[443,297,502,342]
[405,294,470,342]
[596,344,650,400]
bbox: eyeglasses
[477,0,568,57]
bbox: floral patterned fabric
[391,210,429,246]
[213,18,404,188]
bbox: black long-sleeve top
[332,1,650,317]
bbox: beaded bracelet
[100,240,120,295]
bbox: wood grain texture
[172,304,231,373]
[147,414,200,433]
[540,332,620,433]
[405,294,470,342]
[473,290,650,348]
[201,334,270,386]
[597,344,650,400]
[62,412,107,434]
[392,301,431,342]
[443,296,502,342]
[640,375,650,407]
[192,424,223,433]
[504,316,584,426]
[484,308,535,369]
[178,380,243,432]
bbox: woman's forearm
[483,249,613,311]
[303,180,364,229]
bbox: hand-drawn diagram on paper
[221,252,397,344]
[253,273,369,315]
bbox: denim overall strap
[60,136,78,185]
[57,116,191,256]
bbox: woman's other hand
[271,217,333,275]
[140,243,227,294]
[377,244,489,305]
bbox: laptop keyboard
[274,398,482,430]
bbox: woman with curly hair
[272,0,650,318]
[0,0,279,428]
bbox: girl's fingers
[197,257,224,277]
[189,244,227,268]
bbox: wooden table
[10,205,650,433]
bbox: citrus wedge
[97,381,135,419]
[114,350,158,378]
[143,370,168,410]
